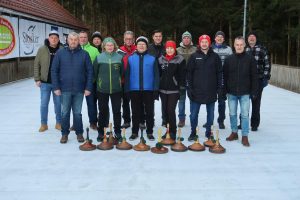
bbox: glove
[153,91,159,100]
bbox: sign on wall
[19,19,45,57]
[0,15,19,59]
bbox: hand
[35,81,41,87]
[84,90,91,96]
[54,90,61,96]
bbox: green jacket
[34,41,63,82]
[81,42,100,63]
[94,51,124,94]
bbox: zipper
[109,57,112,94]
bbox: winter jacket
[93,51,123,94]
[158,54,186,92]
[223,51,258,96]
[34,39,63,82]
[81,42,100,63]
[187,48,222,104]
[125,51,159,92]
[51,46,94,93]
[117,45,136,83]
[245,44,271,80]
[211,43,233,65]
[148,43,165,58]
[176,43,197,63]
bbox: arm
[262,47,271,80]
[153,59,160,91]
[85,53,94,94]
[51,51,61,92]
[250,56,259,97]
[223,57,229,95]
[33,48,42,86]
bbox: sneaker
[251,127,258,131]
[97,134,104,142]
[178,120,185,127]
[55,123,61,131]
[139,123,146,129]
[219,122,225,129]
[90,123,98,130]
[147,134,155,141]
[60,135,68,144]
[77,134,84,143]
[121,122,131,129]
[69,125,75,131]
[39,124,48,132]
[129,134,138,141]
[188,133,197,142]
[237,124,241,129]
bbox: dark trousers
[130,91,154,135]
[85,83,98,124]
[251,82,264,128]
[97,92,122,136]
[217,98,226,123]
[122,85,131,123]
[160,93,179,137]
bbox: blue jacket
[125,51,159,92]
[51,46,93,93]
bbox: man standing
[91,31,103,53]
[246,32,271,131]
[52,32,94,144]
[224,36,258,147]
[176,31,197,127]
[79,31,100,130]
[187,35,222,143]
[210,31,233,129]
[34,30,63,132]
[117,31,137,129]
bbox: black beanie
[92,31,103,41]
[247,31,258,39]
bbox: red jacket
[117,45,136,83]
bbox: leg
[130,91,142,134]
[143,91,154,135]
[189,101,201,134]
[122,85,131,124]
[85,84,98,125]
[167,93,180,138]
[61,92,72,136]
[160,93,168,125]
[227,94,238,133]
[205,102,215,138]
[178,87,186,121]
[97,92,109,135]
[72,92,84,135]
[51,85,61,124]
[40,83,52,125]
[251,84,263,129]
[240,95,250,136]
[217,98,226,128]
[110,92,122,137]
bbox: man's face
[124,34,134,46]
[92,37,102,47]
[104,42,114,53]
[68,35,79,49]
[234,39,245,54]
[136,42,147,53]
[248,34,257,46]
[200,39,209,51]
[182,36,191,46]
[48,35,59,47]
[79,32,88,46]
[152,32,162,45]
[215,35,224,45]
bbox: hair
[79,30,88,35]
[234,36,245,42]
[68,32,79,39]
[152,29,163,36]
[124,31,134,37]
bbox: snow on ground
[0,78,300,200]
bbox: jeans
[217,98,226,123]
[228,94,250,136]
[61,92,84,136]
[190,101,215,138]
[40,83,61,125]
[178,87,186,121]
[85,83,98,124]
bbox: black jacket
[187,48,222,104]
[148,43,165,58]
[158,55,186,91]
[223,51,258,96]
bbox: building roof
[0,0,88,30]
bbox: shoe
[97,134,104,142]
[226,132,238,141]
[242,136,250,147]
[90,123,98,130]
[55,123,61,131]
[60,135,68,144]
[139,123,146,129]
[238,124,241,129]
[219,122,225,129]
[204,135,215,147]
[202,123,207,128]
[188,133,197,142]
[69,125,75,131]
[147,134,155,141]
[77,134,84,143]
[121,122,131,129]
[251,127,258,131]
[178,120,185,128]
[38,124,48,132]
[129,134,138,141]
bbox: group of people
[34,28,271,147]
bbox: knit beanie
[92,31,103,41]
[165,40,176,50]
[198,34,211,46]
[136,36,149,46]
[182,31,192,40]
[215,31,225,38]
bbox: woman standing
[158,41,186,140]
[94,37,123,142]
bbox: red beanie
[198,34,211,46]
[165,40,176,50]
